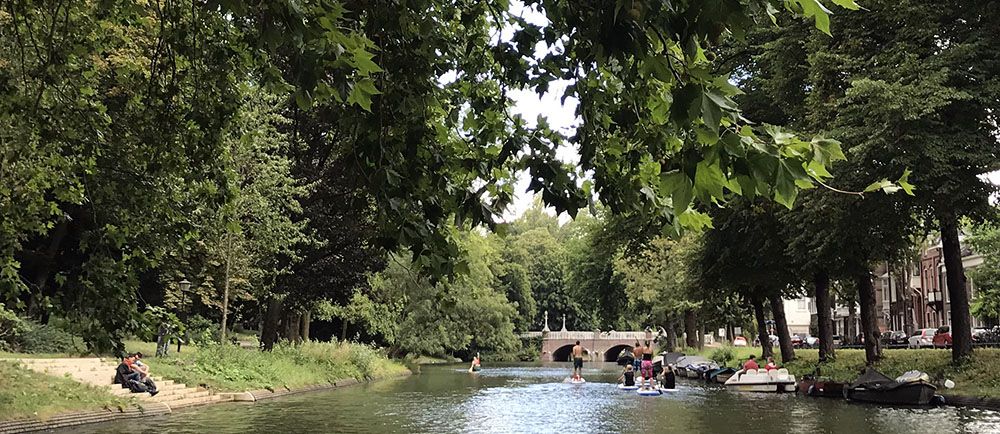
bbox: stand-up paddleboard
[567,377,586,384]
[618,384,639,390]
[659,387,678,392]
[637,388,662,396]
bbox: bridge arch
[551,344,590,362]
[604,344,634,362]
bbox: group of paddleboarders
[625,341,657,389]
[617,341,676,391]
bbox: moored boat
[843,368,938,406]
[797,376,846,398]
[706,367,737,384]
[724,368,797,393]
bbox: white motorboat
[724,368,797,393]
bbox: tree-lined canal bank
[60,363,1000,434]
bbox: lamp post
[177,279,191,353]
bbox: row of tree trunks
[856,272,882,364]
[814,271,835,361]
[260,297,313,350]
[751,296,773,359]
[768,293,796,363]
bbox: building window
[798,299,807,311]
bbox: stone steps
[7,357,222,411]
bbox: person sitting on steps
[121,353,158,396]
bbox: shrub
[19,323,78,354]
[709,346,735,366]
[0,304,28,352]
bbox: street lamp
[177,279,191,353]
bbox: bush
[185,315,218,345]
[19,323,78,354]
[0,304,28,352]
[709,346,735,366]
[0,304,79,354]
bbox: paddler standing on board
[571,341,584,381]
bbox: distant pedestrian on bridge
[572,341,584,380]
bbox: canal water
[67,363,1000,433]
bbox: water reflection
[63,362,1000,434]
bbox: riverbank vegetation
[122,341,409,392]
[683,347,1000,399]
[0,362,130,421]
[1,0,997,374]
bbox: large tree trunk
[684,309,698,348]
[857,272,882,364]
[941,215,973,362]
[300,311,311,342]
[751,296,773,359]
[768,293,796,363]
[261,298,282,351]
[814,271,835,360]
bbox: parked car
[804,335,819,348]
[933,326,952,348]
[753,335,780,347]
[791,334,804,348]
[733,336,748,347]
[908,328,936,348]
[973,328,991,343]
[881,331,908,346]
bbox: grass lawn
[123,340,410,392]
[681,345,1000,398]
[0,361,132,421]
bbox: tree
[699,198,798,362]
[969,220,1000,326]
[800,0,999,362]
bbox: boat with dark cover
[843,368,938,406]
[797,376,846,398]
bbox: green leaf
[830,0,861,10]
[897,169,916,196]
[678,209,714,230]
[864,179,893,193]
[774,162,800,208]
[701,94,722,136]
[660,172,694,213]
[795,0,833,35]
[694,160,727,202]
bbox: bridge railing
[518,331,651,340]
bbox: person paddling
[640,341,654,389]
[631,342,643,377]
[469,353,481,373]
[571,341,584,380]
[619,364,636,387]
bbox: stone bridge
[522,330,654,362]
